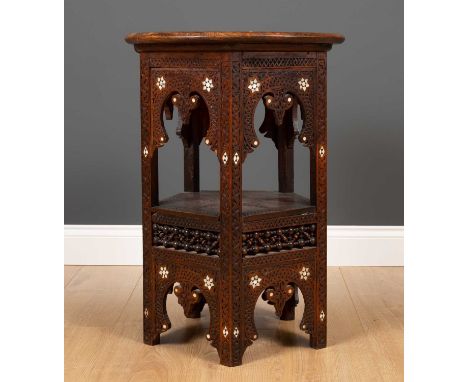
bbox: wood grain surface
[125,31,345,45]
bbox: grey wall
[65,0,403,225]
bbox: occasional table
[125,32,344,366]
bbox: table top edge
[125,31,345,46]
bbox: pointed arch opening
[155,92,220,211]
[242,93,312,204]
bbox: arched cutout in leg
[154,282,174,337]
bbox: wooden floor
[65,266,403,381]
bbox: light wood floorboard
[64,266,82,288]
[64,266,403,382]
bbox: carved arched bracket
[149,70,220,154]
[242,71,315,159]
[151,265,219,346]
[242,265,316,353]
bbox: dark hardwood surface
[125,31,345,45]
[126,31,344,52]
[127,31,343,366]
[156,191,313,218]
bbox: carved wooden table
[125,32,344,367]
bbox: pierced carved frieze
[242,224,316,256]
[153,223,220,256]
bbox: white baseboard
[64,225,403,266]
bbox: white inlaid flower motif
[159,266,169,279]
[248,78,261,93]
[144,308,149,318]
[299,267,310,280]
[204,275,214,290]
[298,78,309,92]
[223,326,229,338]
[156,76,166,90]
[202,77,214,92]
[233,327,239,338]
[222,152,228,165]
[143,146,148,158]
[249,275,262,288]
[233,152,240,165]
